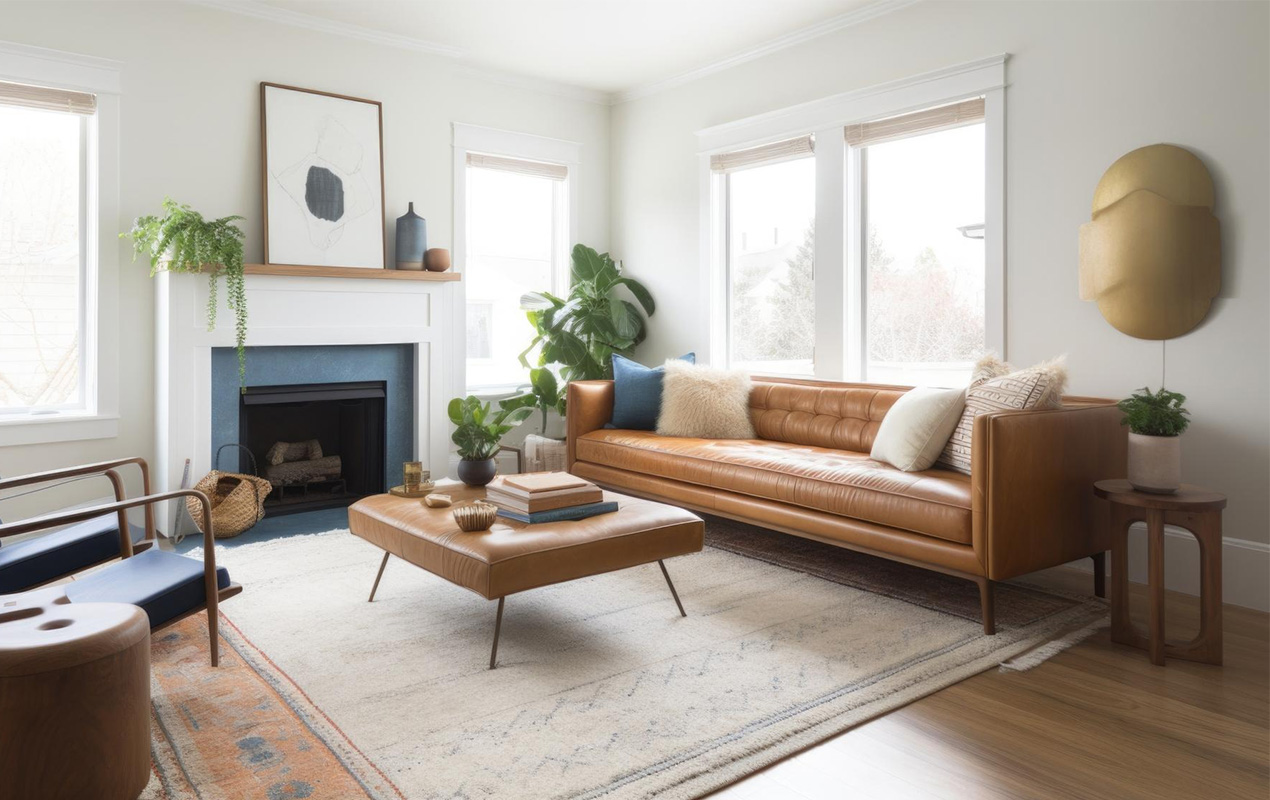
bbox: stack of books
[485,472,617,524]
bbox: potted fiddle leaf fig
[122,198,248,387]
[1118,387,1190,494]
[519,244,655,383]
[448,395,534,486]
[501,367,566,438]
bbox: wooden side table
[1093,479,1226,666]
[0,586,152,799]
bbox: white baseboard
[1065,524,1269,612]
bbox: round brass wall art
[1078,144,1221,339]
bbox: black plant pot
[457,457,497,487]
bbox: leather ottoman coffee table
[348,485,704,668]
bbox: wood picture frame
[260,82,387,270]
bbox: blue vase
[395,202,427,270]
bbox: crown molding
[613,0,921,104]
[0,40,123,94]
[189,0,920,107]
[189,0,467,58]
[187,1,610,105]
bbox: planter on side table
[1127,432,1181,494]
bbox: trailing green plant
[1118,387,1190,437]
[502,367,565,436]
[121,198,248,386]
[447,395,535,461]
[519,244,655,383]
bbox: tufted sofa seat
[567,376,1127,634]
[575,431,972,544]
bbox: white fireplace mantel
[154,269,457,525]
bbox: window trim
[0,41,121,446]
[452,123,580,395]
[697,55,1007,380]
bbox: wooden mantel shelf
[243,263,461,281]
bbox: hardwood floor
[709,569,1270,800]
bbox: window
[716,137,816,375]
[461,151,569,390]
[861,107,986,386]
[0,82,93,415]
[702,58,1004,388]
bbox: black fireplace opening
[239,381,387,515]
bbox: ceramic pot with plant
[1117,387,1190,494]
[448,396,534,487]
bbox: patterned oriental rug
[143,519,1107,799]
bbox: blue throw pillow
[609,353,695,431]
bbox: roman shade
[0,80,96,115]
[844,98,984,148]
[466,152,567,180]
[710,135,814,173]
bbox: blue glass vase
[395,202,427,270]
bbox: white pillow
[870,387,967,472]
[656,360,756,439]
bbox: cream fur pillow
[870,386,967,472]
[937,355,1068,474]
[656,360,756,439]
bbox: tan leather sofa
[567,376,1127,634]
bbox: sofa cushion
[576,430,972,544]
[0,515,146,594]
[610,352,694,430]
[749,381,908,453]
[64,549,232,628]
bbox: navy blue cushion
[64,549,231,629]
[610,352,695,430]
[0,515,146,593]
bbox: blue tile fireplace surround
[210,345,414,507]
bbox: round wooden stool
[0,587,152,800]
[1094,479,1226,666]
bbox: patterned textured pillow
[937,356,1068,475]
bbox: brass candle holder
[403,461,424,491]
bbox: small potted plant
[502,367,566,438]
[1118,387,1190,494]
[448,396,534,486]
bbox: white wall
[610,1,1269,607]
[0,1,608,519]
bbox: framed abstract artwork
[260,83,386,269]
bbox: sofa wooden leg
[1091,551,1107,599]
[978,579,996,635]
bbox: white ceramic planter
[1127,432,1182,494]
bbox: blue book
[495,501,619,525]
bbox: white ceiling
[218,0,903,99]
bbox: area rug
[150,519,1106,799]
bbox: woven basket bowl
[453,501,498,532]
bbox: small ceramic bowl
[453,501,498,532]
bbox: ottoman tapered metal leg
[490,597,505,670]
[658,559,686,617]
[368,552,390,602]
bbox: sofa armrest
[567,380,615,471]
[971,402,1127,581]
